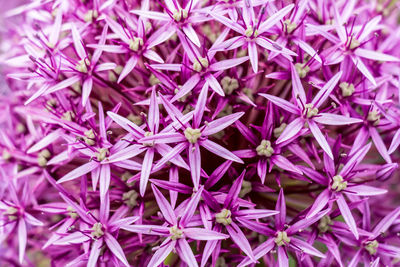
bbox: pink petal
[82,77,93,106]
[203,112,244,136]
[188,143,201,191]
[351,56,376,86]
[226,222,255,261]
[290,237,325,258]
[258,4,295,34]
[71,24,86,59]
[277,246,289,267]
[276,117,304,144]
[57,161,99,183]
[182,25,201,47]
[336,194,359,239]
[248,42,258,73]
[201,139,243,163]
[118,56,138,83]
[290,63,307,105]
[171,73,200,102]
[259,93,299,114]
[104,233,129,267]
[107,111,145,138]
[140,149,154,196]
[27,129,62,153]
[311,71,342,108]
[180,186,204,226]
[313,113,363,125]
[308,120,333,160]
[177,239,198,267]
[209,56,249,72]
[87,239,103,267]
[99,164,111,200]
[355,48,399,62]
[184,228,228,240]
[18,219,27,264]
[205,74,224,96]
[148,239,176,267]
[370,127,392,163]
[151,184,177,225]
[210,12,245,34]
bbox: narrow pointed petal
[210,56,249,72]
[57,161,99,183]
[355,48,399,62]
[336,194,359,239]
[290,63,307,105]
[308,120,333,160]
[259,93,299,115]
[104,233,129,267]
[148,239,176,267]
[311,71,343,108]
[351,56,376,86]
[276,188,286,228]
[276,117,304,144]
[203,112,244,136]
[87,239,103,267]
[107,111,145,138]
[177,239,198,267]
[258,4,295,34]
[18,219,27,264]
[372,207,400,238]
[148,89,160,131]
[306,189,330,218]
[345,185,387,196]
[277,246,289,267]
[140,149,154,196]
[188,143,201,191]
[46,76,81,95]
[248,42,258,73]
[206,74,224,96]
[290,238,325,258]
[171,73,200,102]
[313,113,363,125]
[184,228,229,240]
[210,12,245,34]
[370,127,392,163]
[201,139,243,163]
[226,222,256,261]
[118,56,138,83]
[82,77,93,106]
[71,24,86,59]
[180,186,203,226]
[151,184,177,225]
[99,164,111,200]
[27,129,62,153]
[182,25,201,47]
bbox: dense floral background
[1,0,400,266]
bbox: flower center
[245,26,258,38]
[84,129,96,146]
[122,190,139,207]
[367,111,380,126]
[215,209,232,225]
[274,231,290,246]
[84,9,98,22]
[221,76,239,95]
[339,82,355,97]
[91,222,104,238]
[365,240,379,255]
[143,131,154,147]
[129,37,144,51]
[283,19,297,34]
[192,57,209,72]
[273,123,287,138]
[318,216,332,233]
[256,140,274,157]
[67,206,78,219]
[294,63,310,78]
[348,36,360,50]
[38,149,51,167]
[239,180,252,198]
[184,127,202,144]
[172,9,188,22]
[6,207,18,221]
[304,104,318,118]
[76,58,90,73]
[96,148,109,161]
[169,225,184,240]
[331,175,347,192]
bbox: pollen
[367,110,380,126]
[245,26,258,38]
[274,231,290,246]
[169,225,184,240]
[256,140,274,157]
[365,240,379,255]
[76,59,90,73]
[96,148,109,161]
[184,127,201,143]
[304,104,318,118]
[91,222,104,238]
[221,76,239,95]
[84,129,96,146]
[129,37,144,51]
[172,9,188,22]
[215,209,232,225]
[294,63,310,78]
[284,19,297,34]
[6,207,18,221]
[339,82,355,97]
[348,36,360,50]
[331,175,347,192]
[192,57,209,72]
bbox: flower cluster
[1,0,400,266]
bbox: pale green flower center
[348,37,360,50]
[275,231,290,246]
[6,207,18,221]
[129,37,144,51]
[339,82,355,97]
[67,206,78,219]
[2,150,11,160]
[193,57,209,72]
[239,180,252,198]
[143,131,154,147]
[169,225,184,240]
[76,58,90,73]
[215,209,232,225]
[256,140,274,157]
[294,63,310,78]
[367,111,380,126]
[91,222,104,238]
[122,190,139,207]
[172,9,188,22]
[365,240,379,255]
[38,149,51,167]
[318,216,332,233]
[184,127,202,144]
[304,104,318,118]
[84,10,98,22]
[273,123,287,138]
[245,26,258,38]
[331,175,347,192]
[284,19,297,34]
[96,148,109,161]
[84,129,96,146]
[221,76,239,95]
